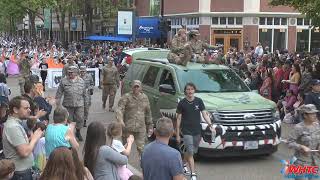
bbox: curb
[128,164,143,178]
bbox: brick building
[135,0,320,53]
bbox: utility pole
[160,0,164,48]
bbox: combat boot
[76,129,83,141]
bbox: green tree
[269,0,320,26]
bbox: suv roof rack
[137,58,169,65]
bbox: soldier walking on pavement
[287,104,320,180]
[101,57,120,112]
[116,80,154,157]
[18,52,31,95]
[56,66,86,141]
[79,66,94,127]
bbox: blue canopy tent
[83,35,131,42]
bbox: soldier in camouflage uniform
[167,29,192,66]
[188,30,216,64]
[18,52,31,95]
[116,80,153,156]
[56,66,86,141]
[101,57,120,111]
[62,56,79,77]
[287,104,320,179]
[79,65,94,127]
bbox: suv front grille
[214,109,274,126]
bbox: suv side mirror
[159,84,175,95]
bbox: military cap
[132,80,142,87]
[299,104,319,114]
[68,66,78,73]
[79,66,87,72]
[189,30,200,36]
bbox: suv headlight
[272,108,280,120]
[201,111,220,123]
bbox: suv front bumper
[197,120,281,156]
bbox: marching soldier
[287,104,320,171]
[56,66,86,141]
[79,66,94,127]
[116,80,153,157]
[62,56,79,77]
[101,57,120,111]
[18,52,31,95]
[167,29,192,66]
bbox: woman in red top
[260,69,274,101]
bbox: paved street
[7,76,294,180]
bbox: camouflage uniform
[288,122,320,172]
[167,34,191,66]
[188,30,215,64]
[55,68,86,130]
[101,65,120,110]
[116,92,153,155]
[18,58,31,95]
[80,67,94,127]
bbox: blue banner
[136,17,161,39]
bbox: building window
[273,29,286,51]
[274,18,280,25]
[220,17,226,25]
[236,17,242,25]
[186,17,199,25]
[267,17,273,25]
[281,18,287,25]
[304,19,310,26]
[311,29,320,52]
[296,29,309,52]
[228,17,234,25]
[212,17,218,25]
[259,17,266,25]
[297,18,303,26]
[259,29,272,49]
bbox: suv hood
[195,92,276,111]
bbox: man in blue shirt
[141,117,185,180]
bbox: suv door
[141,64,162,120]
[155,68,180,126]
[122,62,147,94]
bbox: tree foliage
[269,0,320,26]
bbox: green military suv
[122,49,281,157]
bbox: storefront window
[273,29,286,51]
[259,29,272,49]
[296,29,309,52]
[311,30,320,52]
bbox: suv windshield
[176,69,250,93]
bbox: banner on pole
[44,8,52,29]
[47,68,100,88]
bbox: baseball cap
[298,104,319,114]
[132,80,142,87]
